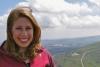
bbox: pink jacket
[0,42,55,67]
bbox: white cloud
[0,0,99,29]
[80,3,92,15]
[1,0,100,39]
[89,0,100,7]
[0,14,7,42]
[0,14,7,26]
[0,16,4,26]
[32,13,62,28]
[30,0,66,12]
[62,15,100,28]
[25,0,92,15]
[22,0,94,28]
[16,1,30,7]
[78,15,100,28]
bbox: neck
[19,47,26,54]
[19,47,29,62]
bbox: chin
[18,43,30,48]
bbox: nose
[21,29,28,36]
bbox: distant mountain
[42,35,100,48]
[41,35,100,55]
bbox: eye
[26,27,32,30]
[26,27,32,29]
[25,27,33,31]
[16,27,22,30]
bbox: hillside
[77,42,100,67]
[54,42,100,67]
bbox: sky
[0,0,100,42]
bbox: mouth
[19,38,29,43]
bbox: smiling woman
[0,7,55,67]
[12,17,33,49]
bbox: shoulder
[40,47,54,61]
[41,47,51,56]
[41,47,55,67]
[0,42,4,55]
[35,47,53,59]
[0,41,8,57]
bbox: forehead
[13,17,32,26]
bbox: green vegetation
[54,53,82,67]
[54,42,100,67]
[80,42,100,67]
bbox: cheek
[29,30,33,36]
[29,32,33,39]
[12,30,19,40]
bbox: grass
[54,42,100,67]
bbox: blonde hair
[6,7,41,60]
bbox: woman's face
[12,17,33,48]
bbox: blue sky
[0,0,23,15]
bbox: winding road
[81,51,88,67]
[81,50,97,67]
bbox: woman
[0,7,55,67]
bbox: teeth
[20,39,28,42]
